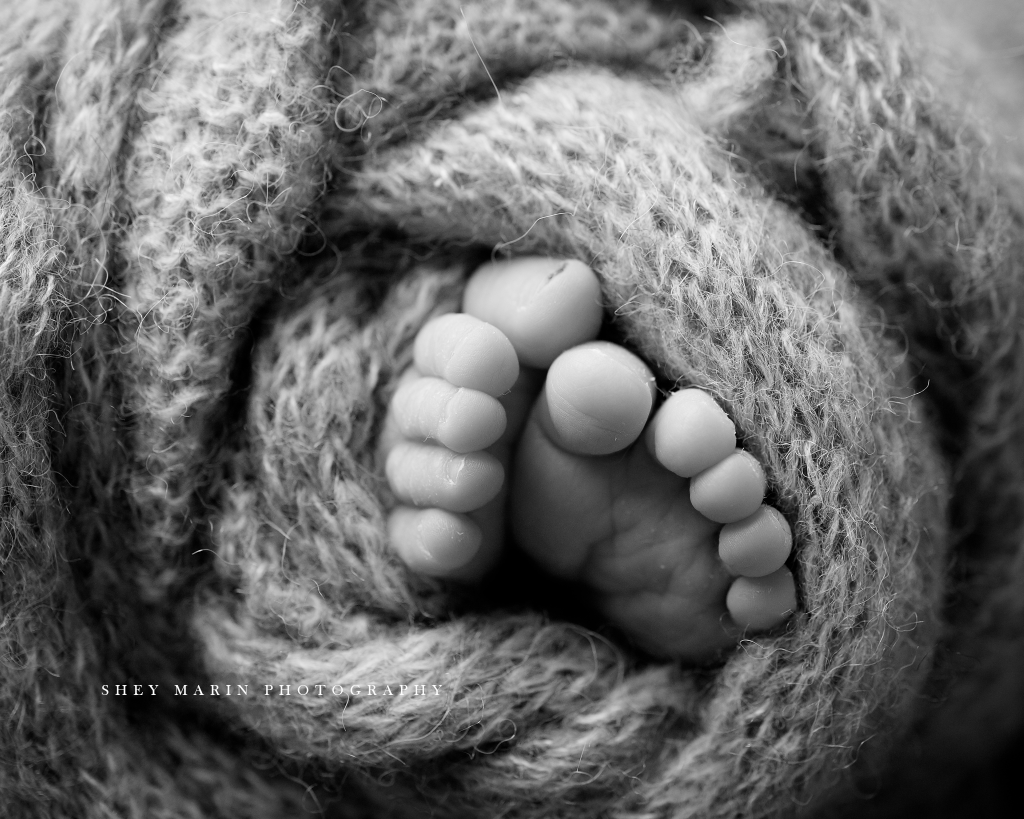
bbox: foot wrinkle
[545,259,568,283]
[438,385,459,428]
[596,475,709,596]
[589,347,656,385]
[546,383,637,437]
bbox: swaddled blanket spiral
[2,1,1024,817]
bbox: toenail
[439,320,518,395]
[437,389,507,453]
[648,388,736,478]
[690,450,766,524]
[726,568,797,632]
[438,387,461,427]
[410,509,481,573]
[719,505,792,577]
[445,454,466,484]
[741,452,765,484]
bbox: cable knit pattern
[0,1,1021,817]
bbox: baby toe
[386,441,504,513]
[718,505,792,577]
[388,506,482,577]
[414,313,519,396]
[392,376,507,453]
[689,449,765,524]
[539,341,656,455]
[645,388,737,477]
[463,257,603,368]
[725,567,797,633]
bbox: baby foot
[381,258,797,661]
[380,257,604,580]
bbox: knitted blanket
[3,1,1024,817]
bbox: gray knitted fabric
[1,1,1023,817]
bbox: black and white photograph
[2,0,1024,816]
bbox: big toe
[536,341,657,456]
[463,257,604,367]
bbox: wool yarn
[2,1,1024,817]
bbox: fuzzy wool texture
[1,1,1023,818]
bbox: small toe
[690,449,765,524]
[388,506,482,577]
[645,388,737,477]
[718,505,792,577]
[463,257,603,368]
[539,341,656,455]
[414,313,519,396]
[726,567,797,632]
[386,441,504,513]
[391,376,507,453]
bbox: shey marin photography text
[101,683,445,697]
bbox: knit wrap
[1,1,1022,817]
